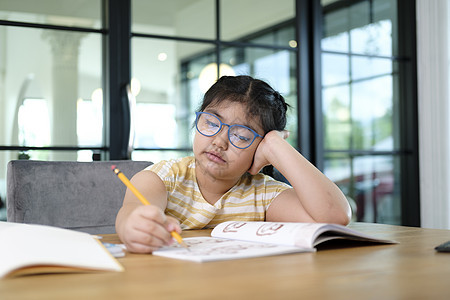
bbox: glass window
[18,98,51,147]
[322,0,404,225]
[350,20,393,56]
[0,0,102,29]
[322,53,350,86]
[325,154,400,223]
[77,96,103,148]
[351,56,392,81]
[131,150,192,163]
[323,85,351,150]
[131,0,215,40]
[0,26,102,163]
[131,37,216,154]
[0,0,416,226]
[220,0,295,46]
[0,2,104,220]
[220,46,298,145]
[132,9,298,159]
[181,44,298,146]
[322,9,350,52]
[351,76,394,151]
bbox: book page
[211,221,320,248]
[211,221,396,248]
[0,222,123,278]
[152,236,312,262]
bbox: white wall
[416,0,450,229]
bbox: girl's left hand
[248,130,289,175]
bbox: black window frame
[0,0,419,226]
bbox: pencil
[111,165,189,250]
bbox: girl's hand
[248,130,289,175]
[119,205,181,253]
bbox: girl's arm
[248,131,352,225]
[115,170,181,253]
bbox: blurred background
[0,0,424,226]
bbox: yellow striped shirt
[146,156,292,229]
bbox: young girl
[115,75,351,253]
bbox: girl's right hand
[248,130,289,175]
[119,205,181,253]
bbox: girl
[115,75,351,253]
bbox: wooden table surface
[1,222,450,300]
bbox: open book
[0,222,123,278]
[153,221,396,262]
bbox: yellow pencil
[111,165,189,250]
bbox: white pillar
[43,31,85,161]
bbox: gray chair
[6,160,152,234]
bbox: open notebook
[153,221,396,262]
[0,222,123,278]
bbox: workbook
[0,222,123,278]
[153,221,396,262]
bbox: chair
[6,160,152,234]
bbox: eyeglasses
[195,112,263,149]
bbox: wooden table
[1,223,450,300]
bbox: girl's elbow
[335,204,352,225]
[333,193,353,225]
[340,211,352,225]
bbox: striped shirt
[146,156,292,229]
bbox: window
[0,0,419,226]
[0,2,104,163]
[130,0,297,161]
[321,0,419,225]
[0,0,104,220]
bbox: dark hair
[198,75,289,134]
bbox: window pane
[350,20,393,56]
[325,154,400,225]
[322,31,349,53]
[373,0,398,56]
[131,150,192,163]
[322,53,350,86]
[323,85,351,150]
[220,46,298,146]
[131,37,215,150]
[351,76,393,150]
[131,0,215,40]
[348,1,370,31]
[0,26,103,163]
[351,56,392,81]
[322,9,350,52]
[18,99,51,147]
[0,0,102,29]
[4,150,104,163]
[220,0,295,45]
[323,0,397,56]
[324,154,352,195]
[352,155,399,224]
[322,0,402,225]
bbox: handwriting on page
[179,238,278,256]
[222,221,285,236]
[153,235,309,262]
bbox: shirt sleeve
[145,159,176,191]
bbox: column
[43,30,85,160]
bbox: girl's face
[193,100,264,183]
